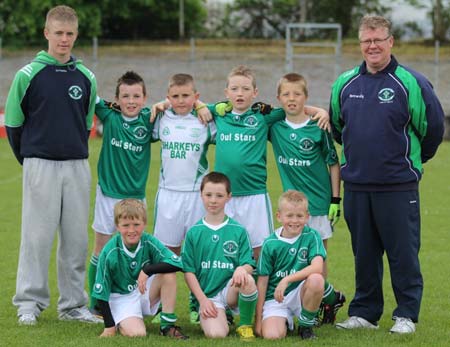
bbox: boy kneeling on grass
[92,199,188,339]
[182,172,258,339]
[255,190,326,340]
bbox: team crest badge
[212,234,220,242]
[299,137,314,152]
[68,85,82,100]
[133,126,148,140]
[163,127,170,136]
[378,88,395,103]
[297,247,308,263]
[223,240,238,256]
[94,283,103,293]
[243,115,258,127]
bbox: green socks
[238,291,257,326]
[298,307,319,327]
[322,280,336,305]
[160,312,177,329]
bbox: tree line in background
[0,0,449,46]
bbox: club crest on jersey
[297,247,308,263]
[378,88,395,103]
[133,126,148,140]
[290,133,297,141]
[93,283,103,294]
[212,234,220,243]
[223,240,238,256]
[289,248,297,256]
[243,115,258,128]
[130,261,138,269]
[299,137,315,152]
[163,127,170,136]
[68,85,83,100]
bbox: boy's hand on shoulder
[309,107,330,131]
[150,99,170,122]
[274,278,289,303]
[100,327,116,337]
[252,102,273,115]
[104,101,121,113]
[137,270,149,294]
[195,102,212,124]
[215,101,232,116]
[199,298,218,319]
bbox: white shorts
[262,281,304,330]
[209,280,239,315]
[225,193,273,248]
[153,188,205,247]
[308,215,332,240]
[109,276,160,325]
[92,185,146,235]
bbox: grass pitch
[0,138,449,346]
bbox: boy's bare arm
[184,272,218,319]
[150,99,170,122]
[305,105,330,131]
[255,275,269,337]
[274,256,324,303]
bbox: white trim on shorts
[109,276,160,325]
[92,185,146,235]
[153,188,205,247]
[262,281,304,330]
[308,215,332,240]
[224,193,273,248]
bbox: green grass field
[1,138,449,346]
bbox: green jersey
[92,232,181,301]
[95,99,153,199]
[182,217,256,298]
[257,226,326,301]
[210,105,284,196]
[269,118,338,215]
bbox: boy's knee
[204,325,229,338]
[241,273,257,293]
[306,273,325,292]
[262,326,286,339]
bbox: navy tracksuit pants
[344,189,423,323]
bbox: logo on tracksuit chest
[378,88,395,103]
[68,85,83,100]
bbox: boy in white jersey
[270,73,345,324]
[182,172,258,340]
[152,73,216,256]
[255,190,326,340]
[88,71,153,313]
[92,199,188,339]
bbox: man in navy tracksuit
[330,15,444,334]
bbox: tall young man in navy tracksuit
[5,5,100,325]
[330,15,444,334]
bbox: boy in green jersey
[88,71,153,313]
[270,73,345,324]
[182,172,258,340]
[255,190,326,340]
[93,199,188,339]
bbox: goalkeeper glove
[215,101,233,116]
[252,102,273,115]
[328,197,341,227]
[104,100,121,112]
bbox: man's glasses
[359,35,391,47]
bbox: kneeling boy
[92,199,187,339]
[182,172,258,339]
[255,190,326,340]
